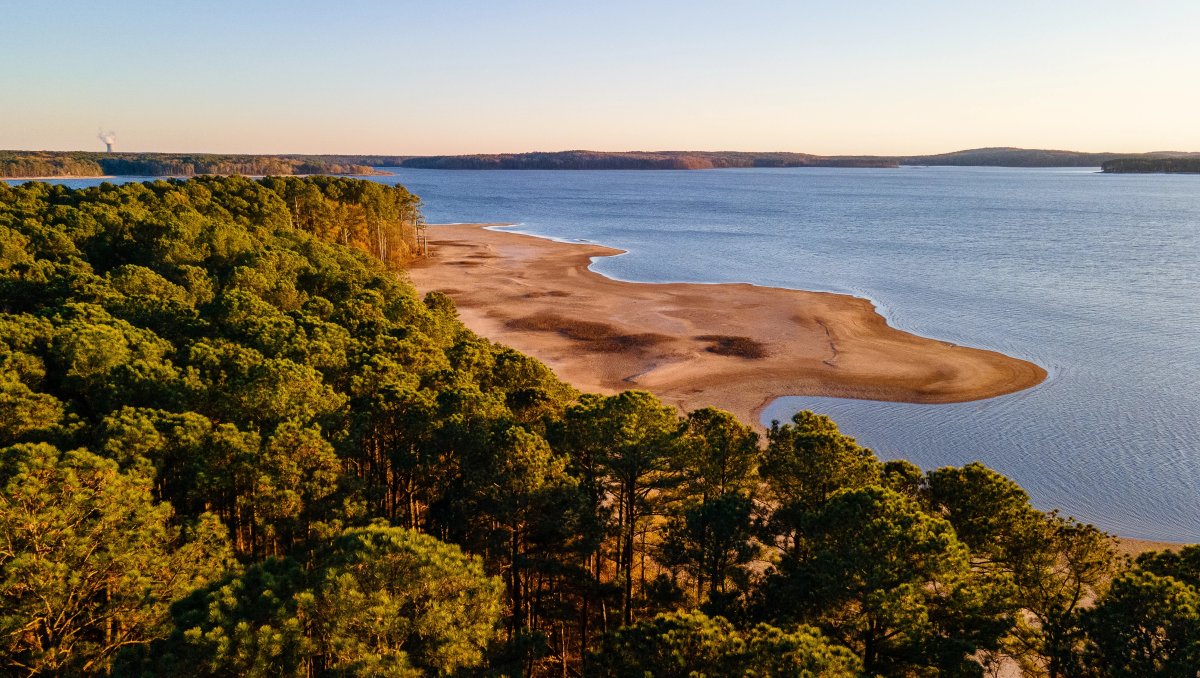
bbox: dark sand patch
[695,334,768,359]
[508,313,670,352]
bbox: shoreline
[407,224,1195,553]
[491,224,1049,376]
[407,223,1048,423]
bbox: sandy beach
[407,225,1197,551]
[407,224,1048,426]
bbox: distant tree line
[395,150,896,170]
[896,147,1137,167]
[1102,157,1200,173]
[0,151,106,177]
[10,147,1200,178]
[391,148,1200,170]
[0,151,381,179]
[0,177,1197,676]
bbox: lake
[10,167,1200,541]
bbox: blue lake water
[10,168,1200,541]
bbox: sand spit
[407,224,1047,426]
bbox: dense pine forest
[0,177,1197,676]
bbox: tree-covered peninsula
[1,177,1196,676]
[1102,157,1200,173]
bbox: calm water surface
[11,168,1200,541]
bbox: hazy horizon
[5,0,1200,155]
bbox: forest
[1101,157,1200,174]
[0,152,380,179]
[0,176,1197,677]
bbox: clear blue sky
[4,0,1198,155]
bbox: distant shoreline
[3,171,391,182]
[0,150,389,180]
[5,147,1199,178]
[3,175,115,181]
[387,147,1197,170]
[1101,157,1200,174]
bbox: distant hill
[1101,157,1200,174]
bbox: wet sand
[407,224,1048,426]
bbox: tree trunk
[623,480,635,626]
[510,526,522,638]
[580,552,591,672]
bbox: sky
[3,0,1199,155]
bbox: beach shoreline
[406,224,1195,552]
[407,223,1048,421]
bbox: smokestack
[98,130,116,153]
